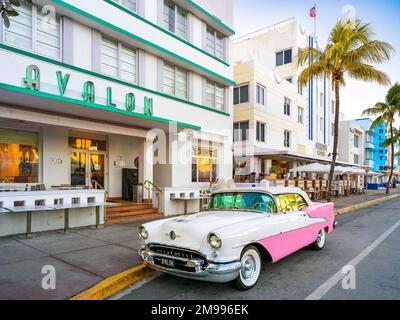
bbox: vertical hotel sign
[374,123,387,172]
[23,64,153,116]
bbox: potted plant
[269,166,281,180]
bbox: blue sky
[233,0,400,120]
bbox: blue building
[354,118,387,189]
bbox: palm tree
[297,18,394,201]
[363,83,400,194]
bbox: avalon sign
[23,64,153,116]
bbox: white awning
[290,163,331,174]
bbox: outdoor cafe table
[3,205,55,238]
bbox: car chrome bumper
[139,247,242,283]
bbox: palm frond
[386,82,400,107]
[296,47,324,67]
[344,40,394,65]
[298,62,326,87]
[347,63,391,85]
[368,115,385,130]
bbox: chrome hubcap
[242,255,256,279]
[317,230,325,245]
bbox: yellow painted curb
[70,263,155,300]
[334,193,400,216]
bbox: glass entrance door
[71,151,87,186]
[70,151,106,189]
[89,153,105,189]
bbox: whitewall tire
[235,245,262,290]
[310,229,326,251]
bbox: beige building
[232,18,335,180]
[338,120,366,167]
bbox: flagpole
[314,1,317,47]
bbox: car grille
[148,244,207,272]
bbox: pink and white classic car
[139,187,336,290]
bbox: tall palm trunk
[327,80,340,202]
[387,122,395,194]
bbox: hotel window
[163,0,188,39]
[233,84,249,105]
[101,37,137,83]
[163,61,188,99]
[298,81,303,95]
[320,117,324,132]
[298,107,304,124]
[206,80,225,111]
[354,134,359,148]
[331,123,334,136]
[206,25,225,60]
[276,48,292,66]
[112,0,137,12]
[320,93,324,107]
[192,144,217,183]
[354,154,359,165]
[284,130,291,148]
[331,100,335,114]
[4,2,61,59]
[284,97,291,116]
[233,121,249,142]
[0,129,39,183]
[256,122,266,142]
[256,84,265,105]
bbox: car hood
[147,210,265,251]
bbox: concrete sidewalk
[0,221,144,300]
[330,188,400,210]
[0,188,399,300]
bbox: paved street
[115,197,400,300]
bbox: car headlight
[208,233,222,249]
[139,226,148,240]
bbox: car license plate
[160,258,174,268]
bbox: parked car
[138,187,336,290]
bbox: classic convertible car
[138,187,335,290]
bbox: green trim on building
[0,83,202,131]
[0,43,230,117]
[51,0,235,85]
[103,0,230,67]
[186,0,235,35]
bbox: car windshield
[209,192,277,213]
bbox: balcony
[365,159,375,168]
[365,141,375,149]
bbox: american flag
[310,6,317,18]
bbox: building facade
[232,18,335,179]
[353,118,400,183]
[338,120,365,167]
[0,0,235,235]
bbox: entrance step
[105,202,161,223]
[106,212,162,224]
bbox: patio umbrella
[367,171,384,176]
[333,166,354,175]
[290,163,331,174]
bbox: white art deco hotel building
[0,0,234,236]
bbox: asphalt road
[115,197,400,300]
